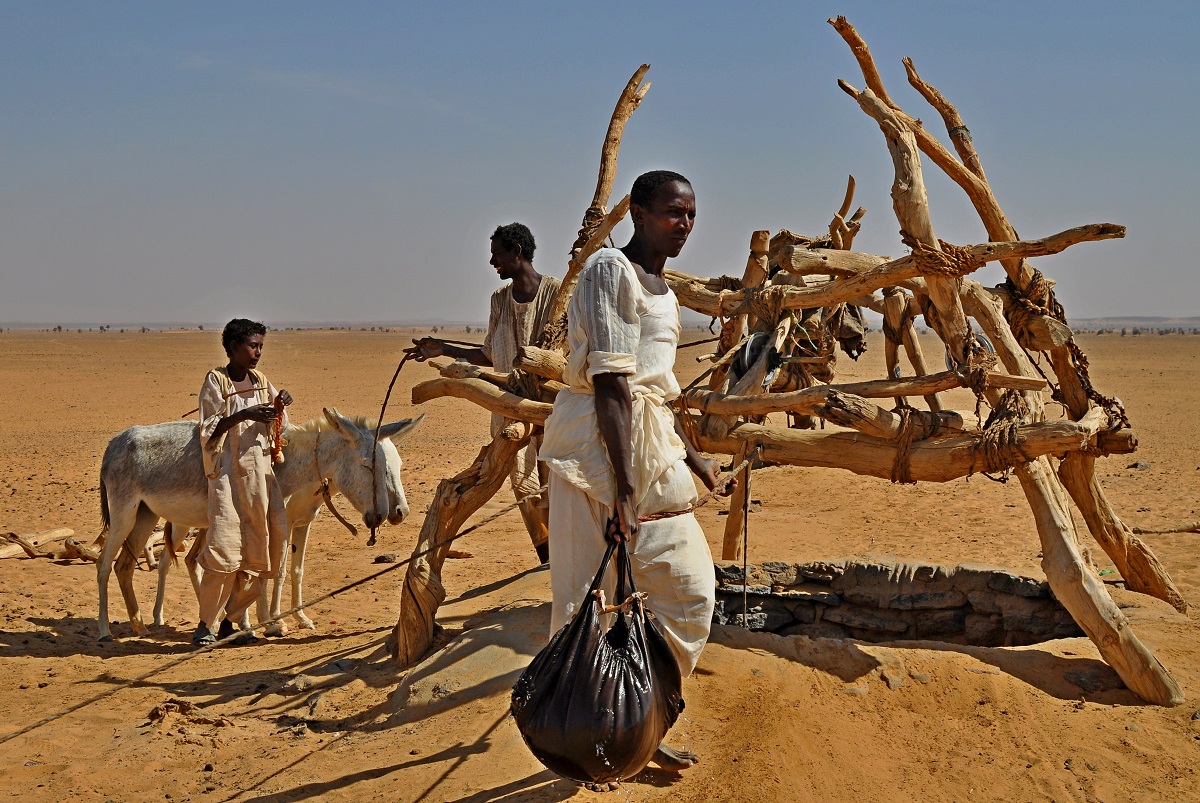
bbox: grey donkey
[96,407,422,641]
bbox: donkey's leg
[273,495,321,635]
[97,497,142,641]
[184,529,206,600]
[152,523,186,627]
[262,537,289,637]
[115,505,159,637]
[289,522,317,631]
[151,524,172,626]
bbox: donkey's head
[321,407,423,530]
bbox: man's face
[489,239,522,281]
[229,334,264,372]
[633,181,696,259]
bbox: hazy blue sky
[2,1,1197,325]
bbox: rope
[900,233,984,278]
[968,389,1032,482]
[368,352,413,544]
[0,484,548,747]
[889,406,941,485]
[270,395,286,464]
[1002,268,1129,427]
[741,451,753,628]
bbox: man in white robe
[539,171,728,785]
[408,223,560,562]
[195,319,292,646]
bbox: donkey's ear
[322,407,356,441]
[379,414,424,443]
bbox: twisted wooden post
[393,424,531,666]
[848,76,1181,705]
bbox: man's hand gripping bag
[510,537,685,784]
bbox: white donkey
[96,407,422,641]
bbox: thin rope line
[741,450,753,629]
[369,353,412,543]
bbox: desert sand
[1,327,1198,802]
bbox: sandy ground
[0,327,1198,802]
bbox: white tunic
[481,275,561,513]
[197,368,288,577]
[540,248,714,675]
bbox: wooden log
[0,528,73,559]
[705,231,771,427]
[1059,452,1189,614]
[513,345,566,383]
[827,174,866,250]
[1017,458,1183,706]
[882,289,908,407]
[856,87,973,364]
[430,359,564,403]
[720,442,754,562]
[716,281,787,560]
[814,391,962,441]
[830,17,1015,274]
[549,196,631,331]
[1096,427,1138,455]
[411,377,553,425]
[393,424,531,666]
[433,360,510,387]
[694,413,1105,483]
[684,369,1044,417]
[582,65,649,244]
[776,246,888,278]
[901,317,942,411]
[666,224,1123,319]
[990,284,1074,350]
[4,534,98,562]
[543,65,650,346]
[1133,521,1200,535]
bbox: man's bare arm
[594,372,637,539]
[406,338,491,367]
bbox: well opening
[714,558,1083,647]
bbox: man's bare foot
[583,780,621,792]
[650,743,700,772]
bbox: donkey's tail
[99,477,110,535]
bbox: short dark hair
[491,222,536,261]
[630,170,691,209]
[222,318,267,356]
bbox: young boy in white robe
[194,319,293,646]
[539,170,731,786]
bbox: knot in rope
[570,205,607,253]
[969,389,1032,481]
[901,233,984,278]
[1002,269,1130,427]
[889,405,942,485]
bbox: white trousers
[548,460,715,676]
